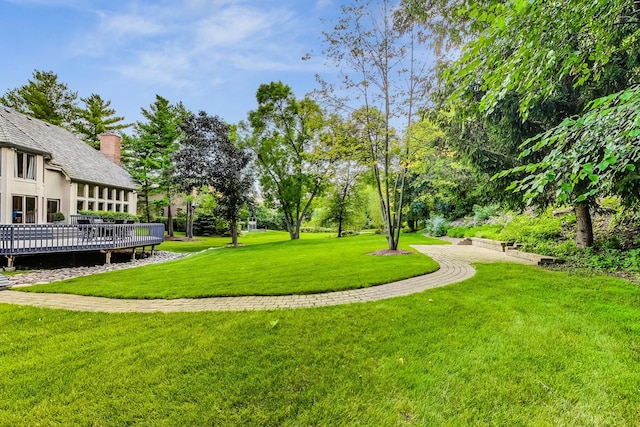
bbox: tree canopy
[242,81,328,240]
[0,69,78,129]
[74,94,130,148]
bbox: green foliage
[73,93,129,148]
[252,204,286,231]
[53,211,65,222]
[123,95,186,223]
[175,111,253,246]
[79,210,138,222]
[241,82,328,240]
[0,69,78,129]
[472,204,500,224]
[424,216,449,237]
[192,214,228,237]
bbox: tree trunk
[337,214,344,238]
[167,204,174,237]
[144,191,151,223]
[575,201,594,249]
[186,201,193,239]
[231,218,238,247]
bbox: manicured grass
[22,233,443,298]
[1,264,639,425]
[157,230,325,253]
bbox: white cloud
[66,1,327,89]
[99,12,165,37]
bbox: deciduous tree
[318,0,430,250]
[242,82,328,240]
[174,112,253,246]
[448,0,640,248]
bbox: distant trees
[242,82,329,240]
[174,112,253,246]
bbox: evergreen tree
[0,69,78,129]
[74,94,130,148]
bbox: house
[0,107,137,224]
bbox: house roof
[0,107,137,190]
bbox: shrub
[472,204,500,224]
[424,216,449,237]
[79,210,138,222]
[53,211,65,222]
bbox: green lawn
[22,233,443,298]
[1,264,639,425]
[156,230,319,253]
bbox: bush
[79,210,138,222]
[472,204,500,224]
[424,216,449,237]
[193,214,228,236]
[53,211,65,222]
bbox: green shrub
[53,211,65,222]
[424,216,449,237]
[472,204,500,224]
[79,210,138,222]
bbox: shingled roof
[0,107,137,190]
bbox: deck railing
[0,223,165,256]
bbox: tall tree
[242,82,328,240]
[123,95,185,227]
[74,94,130,148]
[318,0,430,250]
[0,69,78,129]
[174,112,253,246]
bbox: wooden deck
[0,224,165,265]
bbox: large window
[13,195,37,223]
[47,199,60,222]
[15,152,36,180]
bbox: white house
[0,107,137,224]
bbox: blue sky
[1,0,341,126]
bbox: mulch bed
[369,249,413,256]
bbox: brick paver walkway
[0,244,535,313]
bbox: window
[107,189,113,200]
[124,192,129,202]
[116,190,121,201]
[13,195,36,223]
[98,202,104,211]
[88,186,95,198]
[77,183,86,198]
[88,201,95,211]
[77,200,85,212]
[15,152,36,180]
[47,199,60,222]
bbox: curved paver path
[0,244,535,313]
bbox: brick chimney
[100,133,121,165]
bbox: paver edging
[0,244,534,313]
